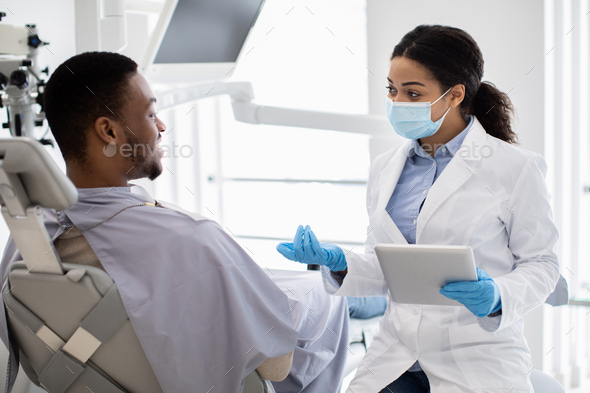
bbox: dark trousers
[379,370,430,393]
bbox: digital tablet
[374,244,478,306]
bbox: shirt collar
[405,115,474,162]
[76,186,131,196]
[445,115,474,155]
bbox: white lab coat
[322,117,560,393]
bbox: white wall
[366,0,545,156]
[366,0,547,369]
[0,0,76,80]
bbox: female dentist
[277,25,560,393]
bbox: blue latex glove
[276,225,347,272]
[439,268,502,318]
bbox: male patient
[0,52,348,392]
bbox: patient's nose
[156,115,166,134]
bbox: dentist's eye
[408,91,420,98]
[385,85,396,94]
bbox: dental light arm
[155,80,396,137]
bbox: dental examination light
[0,12,53,145]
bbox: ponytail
[391,25,519,145]
[469,81,517,144]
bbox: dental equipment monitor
[142,0,266,84]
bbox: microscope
[0,12,53,145]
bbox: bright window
[219,0,370,270]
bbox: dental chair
[0,137,273,393]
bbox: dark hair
[44,51,138,162]
[391,25,517,144]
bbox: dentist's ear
[448,84,466,108]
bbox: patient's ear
[93,116,125,145]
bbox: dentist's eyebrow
[402,81,426,87]
[387,77,426,87]
[146,97,157,108]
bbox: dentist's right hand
[276,225,347,272]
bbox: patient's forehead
[126,73,155,108]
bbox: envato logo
[103,142,193,159]
[405,141,493,159]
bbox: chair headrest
[0,137,77,211]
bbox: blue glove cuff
[326,248,347,272]
[491,300,502,314]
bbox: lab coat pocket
[448,323,532,391]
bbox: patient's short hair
[44,52,138,163]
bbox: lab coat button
[412,308,419,315]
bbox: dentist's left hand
[439,267,502,318]
[276,225,347,272]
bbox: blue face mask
[386,87,452,140]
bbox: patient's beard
[125,133,163,181]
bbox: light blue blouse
[385,115,474,372]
